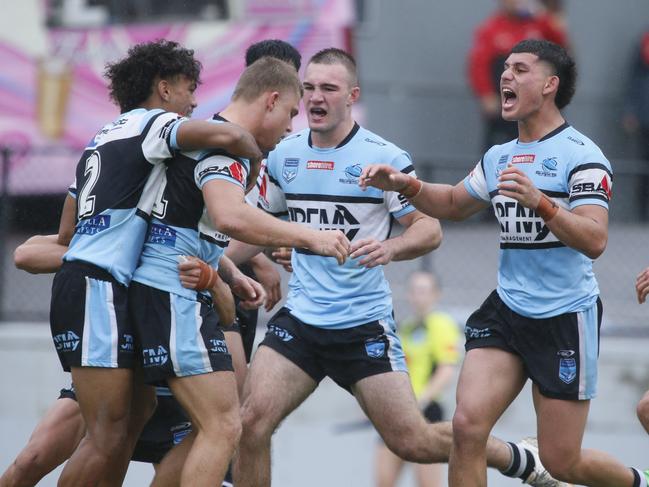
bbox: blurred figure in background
[374,271,460,487]
[468,0,569,151]
[622,28,649,221]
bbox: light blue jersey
[464,123,613,318]
[63,109,186,285]
[132,116,250,299]
[257,123,417,329]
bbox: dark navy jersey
[132,118,250,299]
[64,108,186,285]
[464,123,613,318]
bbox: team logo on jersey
[339,164,363,184]
[558,350,577,384]
[282,158,299,183]
[512,154,535,164]
[365,339,386,358]
[307,160,335,170]
[76,215,111,236]
[53,331,80,352]
[142,345,169,367]
[536,157,558,177]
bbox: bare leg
[534,385,636,486]
[224,330,247,398]
[58,367,134,487]
[151,430,196,487]
[234,346,318,487]
[0,398,84,487]
[414,462,444,487]
[374,441,405,487]
[166,371,240,487]
[448,348,526,487]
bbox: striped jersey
[63,108,186,285]
[464,123,613,318]
[132,116,250,299]
[257,123,417,329]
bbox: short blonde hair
[232,57,302,102]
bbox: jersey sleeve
[68,179,77,199]
[141,112,188,164]
[194,153,249,191]
[567,158,613,210]
[384,152,418,219]
[463,158,491,202]
[256,155,288,220]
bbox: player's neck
[310,117,356,149]
[219,102,262,134]
[517,107,565,143]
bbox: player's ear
[266,91,280,111]
[543,75,559,97]
[156,79,171,102]
[347,86,360,106]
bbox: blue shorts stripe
[577,302,599,400]
[379,316,407,373]
[170,294,211,376]
[82,277,118,367]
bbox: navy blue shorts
[465,290,602,400]
[260,307,407,392]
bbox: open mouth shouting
[501,87,517,111]
[309,106,328,122]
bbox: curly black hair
[510,39,576,109]
[104,39,202,113]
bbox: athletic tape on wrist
[195,260,219,291]
[536,194,559,222]
[399,176,423,199]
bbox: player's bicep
[453,181,490,215]
[57,194,77,246]
[202,179,247,233]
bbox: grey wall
[355,0,649,164]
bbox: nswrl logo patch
[282,158,299,183]
[365,339,386,358]
[558,349,577,384]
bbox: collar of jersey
[307,122,360,150]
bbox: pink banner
[0,0,353,195]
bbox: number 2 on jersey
[78,151,101,218]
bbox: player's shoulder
[275,128,310,152]
[355,126,404,155]
[482,138,518,166]
[556,125,610,169]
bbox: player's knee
[10,446,52,483]
[240,399,273,442]
[451,409,489,446]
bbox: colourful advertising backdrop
[0,0,354,194]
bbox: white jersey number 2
[78,151,101,218]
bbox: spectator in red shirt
[468,0,569,151]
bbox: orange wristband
[399,176,423,199]
[195,260,219,291]
[536,194,559,222]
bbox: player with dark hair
[47,38,262,486]
[231,47,565,487]
[128,56,348,486]
[361,39,648,486]
[245,39,302,71]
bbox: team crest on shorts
[282,158,299,183]
[557,349,577,384]
[365,339,386,358]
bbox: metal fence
[0,146,647,335]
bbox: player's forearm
[544,206,608,259]
[14,235,66,274]
[209,277,236,326]
[224,239,264,266]
[387,215,441,262]
[410,183,481,221]
[176,121,262,160]
[218,204,314,250]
